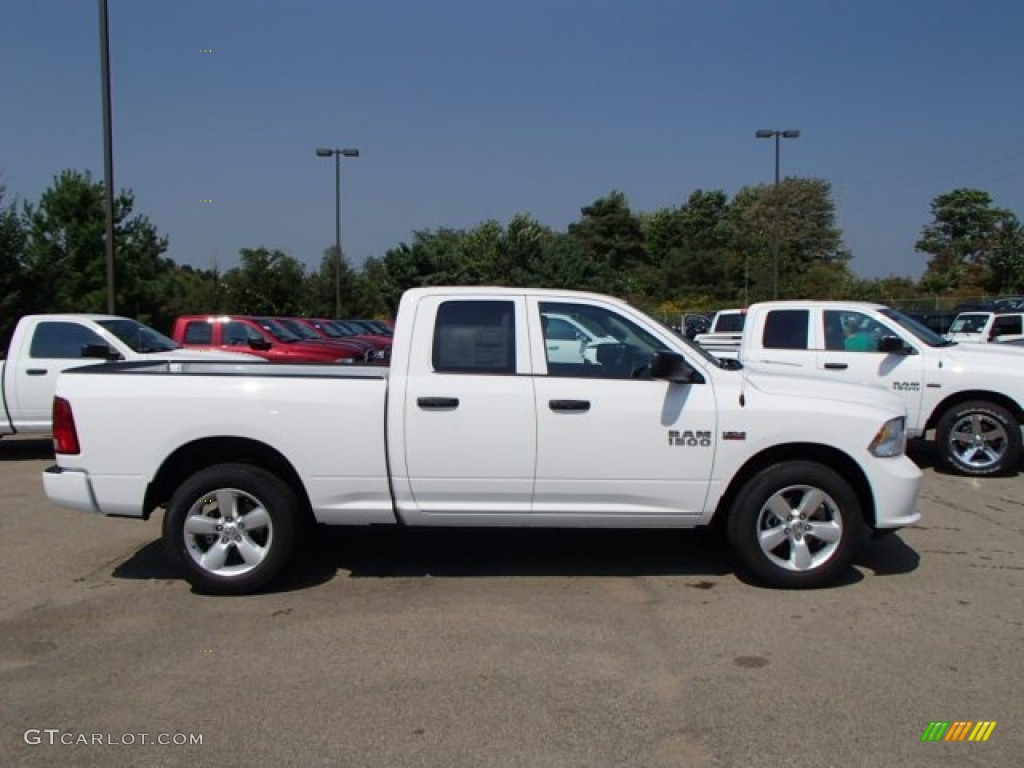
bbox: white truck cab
[2,314,258,436]
[944,311,1024,344]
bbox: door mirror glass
[650,351,703,383]
[81,343,122,361]
[878,335,909,354]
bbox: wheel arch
[924,390,1024,433]
[714,443,876,530]
[143,437,313,523]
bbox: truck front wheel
[935,400,1021,476]
[726,462,863,588]
[163,463,298,595]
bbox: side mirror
[248,338,272,351]
[81,343,122,361]
[878,335,911,354]
[651,351,704,384]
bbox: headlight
[869,417,906,457]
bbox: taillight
[52,397,81,455]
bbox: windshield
[878,308,952,347]
[713,311,745,333]
[948,314,989,334]
[277,319,321,340]
[251,317,302,343]
[97,319,178,353]
[330,321,361,336]
[310,320,343,338]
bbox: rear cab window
[432,300,516,374]
[29,322,106,358]
[762,310,809,350]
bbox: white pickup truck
[692,308,746,358]
[944,311,1024,344]
[43,287,921,594]
[1,314,258,437]
[702,300,1024,476]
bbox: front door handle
[26,369,47,376]
[824,363,848,370]
[417,397,459,410]
[549,399,590,412]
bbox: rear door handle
[417,397,459,410]
[26,369,47,376]
[824,363,848,370]
[549,399,590,412]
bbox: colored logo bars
[921,721,997,742]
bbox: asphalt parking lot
[0,435,1021,768]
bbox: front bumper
[867,454,922,530]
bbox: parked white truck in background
[944,311,1024,344]
[696,300,1024,476]
[43,287,921,595]
[1,314,258,437]
[692,308,746,358]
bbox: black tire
[726,461,864,589]
[935,400,1021,477]
[163,463,299,595]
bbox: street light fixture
[315,147,360,317]
[755,129,800,300]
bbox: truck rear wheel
[726,461,863,588]
[935,400,1021,476]
[163,463,298,595]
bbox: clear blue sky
[3,0,1023,280]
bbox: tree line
[2,169,1023,348]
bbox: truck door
[742,308,815,371]
[815,309,925,430]
[397,295,537,519]
[10,321,110,430]
[529,298,716,520]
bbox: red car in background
[307,319,392,360]
[330,319,393,348]
[346,319,394,337]
[274,318,383,361]
[172,316,366,363]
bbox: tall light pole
[315,147,359,317]
[755,129,799,300]
[99,0,116,313]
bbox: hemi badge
[722,431,747,441]
[927,383,941,388]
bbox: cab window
[823,310,893,352]
[29,322,106,358]
[183,322,213,345]
[762,310,808,350]
[432,300,515,374]
[539,301,668,379]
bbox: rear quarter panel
[55,367,393,523]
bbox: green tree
[642,190,734,304]
[916,188,1015,292]
[729,178,851,301]
[567,191,649,297]
[983,215,1024,294]
[0,184,28,347]
[20,170,170,322]
[221,247,306,315]
[304,247,362,317]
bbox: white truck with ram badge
[43,287,921,594]
[695,300,1024,476]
